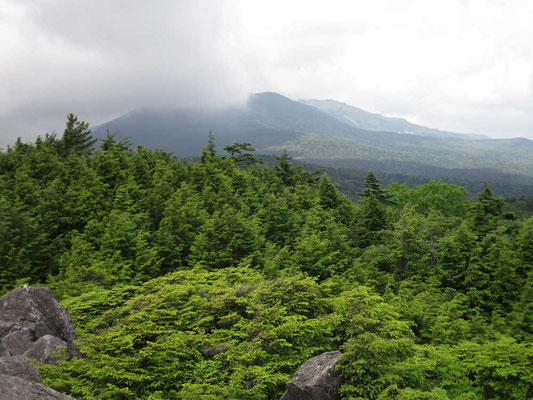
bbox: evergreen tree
[274,150,296,186]
[469,183,505,233]
[224,142,261,167]
[273,150,318,186]
[518,217,533,269]
[354,195,388,248]
[318,175,341,209]
[60,114,97,157]
[359,171,394,204]
[200,130,217,163]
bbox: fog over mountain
[3,3,533,398]
[93,92,533,196]
[2,0,533,146]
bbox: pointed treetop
[61,113,96,157]
[475,182,504,217]
[200,130,217,163]
[359,171,394,204]
[207,130,216,155]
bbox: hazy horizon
[2,0,533,145]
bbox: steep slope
[93,92,533,180]
[299,98,489,140]
[92,92,375,156]
[92,107,299,158]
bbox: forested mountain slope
[1,117,532,399]
[93,92,533,195]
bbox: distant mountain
[299,98,489,140]
[93,92,533,195]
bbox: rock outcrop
[0,285,78,399]
[0,285,79,360]
[0,353,75,400]
[0,355,41,383]
[281,351,342,400]
[24,334,70,365]
[0,374,75,400]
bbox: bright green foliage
[41,268,347,399]
[451,338,533,400]
[389,181,470,218]
[338,288,416,399]
[1,116,532,399]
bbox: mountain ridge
[298,98,490,140]
[92,92,533,194]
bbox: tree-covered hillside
[1,117,532,399]
[94,92,533,196]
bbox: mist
[2,0,533,146]
[0,0,252,145]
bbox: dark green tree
[469,183,505,233]
[354,195,388,247]
[353,175,391,247]
[318,175,342,209]
[224,142,262,167]
[200,130,217,163]
[273,150,318,187]
[274,150,296,186]
[60,114,97,157]
[359,171,394,204]
[518,217,533,268]
[100,132,131,153]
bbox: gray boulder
[1,328,33,355]
[0,338,9,356]
[0,285,78,358]
[0,355,41,383]
[281,351,342,400]
[24,334,68,365]
[0,374,75,400]
[0,286,78,399]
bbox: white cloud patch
[1,0,533,144]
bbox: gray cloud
[0,0,252,145]
[1,0,533,145]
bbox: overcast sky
[2,0,533,146]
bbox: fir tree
[274,150,296,186]
[359,171,394,204]
[200,130,217,163]
[60,114,97,157]
[319,175,341,209]
[469,183,505,233]
[224,142,262,166]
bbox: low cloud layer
[1,0,533,145]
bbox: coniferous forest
[1,116,532,399]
